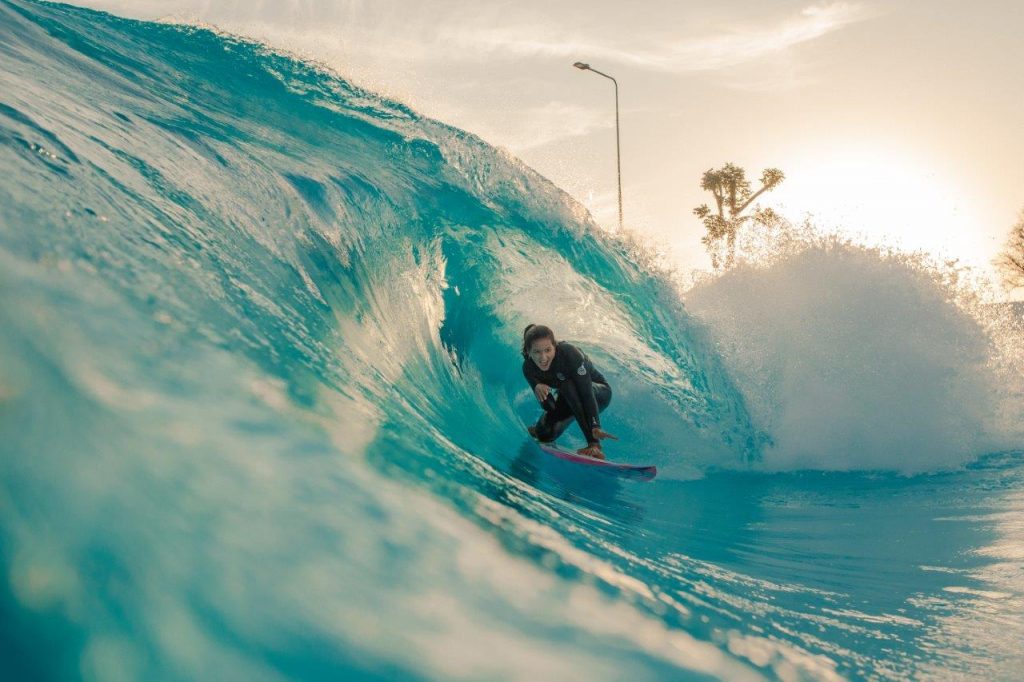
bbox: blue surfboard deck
[535,442,657,482]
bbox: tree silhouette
[693,163,785,269]
[995,209,1024,291]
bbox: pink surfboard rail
[536,442,658,482]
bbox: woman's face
[529,337,556,371]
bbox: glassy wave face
[1,1,1022,679]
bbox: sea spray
[686,232,1020,472]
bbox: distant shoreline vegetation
[996,209,1024,296]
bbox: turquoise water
[2,1,1023,679]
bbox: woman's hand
[533,383,552,403]
[591,427,618,442]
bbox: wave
[2,1,1022,679]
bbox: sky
[70,0,1024,289]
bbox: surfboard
[535,442,657,481]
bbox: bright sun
[767,146,985,265]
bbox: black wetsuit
[523,341,612,445]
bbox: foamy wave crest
[685,232,1023,473]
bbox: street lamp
[573,61,622,230]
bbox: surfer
[522,324,617,459]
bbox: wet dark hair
[521,324,556,359]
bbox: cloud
[72,1,877,78]
[496,102,614,152]
[675,2,878,70]
[441,2,878,73]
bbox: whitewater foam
[686,237,1020,473]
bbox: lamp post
[574,61,622,230]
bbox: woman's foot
[576,444,605,460]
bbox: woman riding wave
[522,324,617,459]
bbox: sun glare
[768,147,985,265]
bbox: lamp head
[573,62,590,70]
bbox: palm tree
[693,164,784,269]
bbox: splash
[686,229,1022,473]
